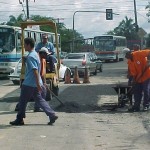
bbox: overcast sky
[0,0,150,38]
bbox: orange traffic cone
[64,68,72,84]
[73,66,80,84]
[83,67,90,83]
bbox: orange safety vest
[40,58,46,77]
[129,49,150,83]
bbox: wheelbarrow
[112,82,132,107]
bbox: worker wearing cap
[125,49,150,111]
[33,47,57,111]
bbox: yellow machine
[20,21,60,100]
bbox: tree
[6,14,25,26]
[145,2,150,23]
[106,16,139,40]
[1,14,84,52]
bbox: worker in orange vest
[125,49,150,112]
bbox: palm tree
[145,2,150,22]
[6,14,25,26]
[106,16,139,40]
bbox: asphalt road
[1,60,150,150]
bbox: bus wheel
[93,68,97,75]
[105,60,110,63]
[120,58,124,61]
[99,65,103,72]
[12,80,20,85]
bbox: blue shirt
[35,42,55,54]
[47,55,57,64]
[23,50,43,87]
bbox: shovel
[46,85,64,106]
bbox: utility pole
[19,0,30,19]
[133,0,138,32]
[54,18,64,24]
[19,0,27,19]
[26,0,29,19]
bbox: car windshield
[94,40,115,51]
[65,54,85,59]
[0,28,15,53]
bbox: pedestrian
[10,37,58,125]
[35,33,56,72]
[14,48,47,112]
[124,49,150,112]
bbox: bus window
[2,33,15,52]
[30,32,34,40]
[27,32,31,38]
[34,33,36,42]
[35,32,41,44]
[24,31,28,38]
[48,35,53,43]
[16,33,21,52]
[52,35,55,43]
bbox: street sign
[106,9,113,20]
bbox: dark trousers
[133,78,150,108]
[17,85,55,120]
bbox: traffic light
[106,9,113,20]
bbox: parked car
[62,52,97,76]
[9,58,72,85]
[89,53,103,72]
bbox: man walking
[10,37,58,125]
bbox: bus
[93,35,127,62]
[0,25,61,77]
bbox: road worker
[125,49,150,112]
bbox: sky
[0,0,150,38]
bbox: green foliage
[6,14,25,26]
[106,16,140,40]
[0,14,84,52]
[145,34,150,48]
[30,15,54,32]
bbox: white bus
[93,35,127,62]
[0,25,61,77]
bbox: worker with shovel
[125,49,150,112]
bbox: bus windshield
[0,28,15,53]
[94,40,115,51]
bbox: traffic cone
[64,68,72,84]
[83,67,90,83]
[73,66,80,84]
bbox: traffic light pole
[72,11,105,52]
[26,0,29,19]
[72,10,119,52]
[133,0,138,32]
